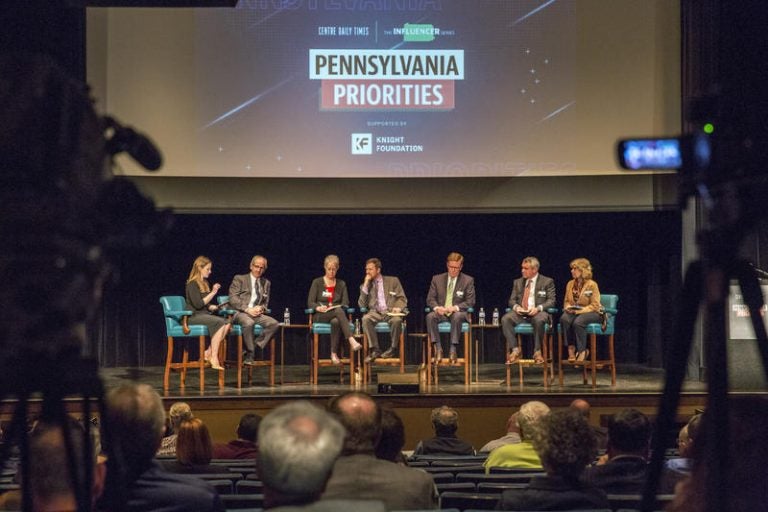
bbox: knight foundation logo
[351,133,372,155]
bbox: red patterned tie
[521,280,531,310]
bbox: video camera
[616,95,767,208]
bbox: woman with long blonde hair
[559,258,602,362]
[185,255,230,370]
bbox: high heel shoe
[567,346,576,362]
[575,349,589,362]
[348,337,362,352]
[210,360,224,371]
[330,353,341,365]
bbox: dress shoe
[507,348,521,364]
[364,350,381,364]
[449,348,458,365]
[330,353,341,365]
[380,348,396,359]
[348,337,362,351]
[432,346,443,363]
[243,355,255,366]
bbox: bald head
[328,391,381,454]
[570,399,591,418]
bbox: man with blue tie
[228,255,280,366]
[358,258,408,362]
[426,252,476,364]
[501,256,556,364]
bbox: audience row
[1,388,765,511]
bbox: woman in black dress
[185,255,230,370]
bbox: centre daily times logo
[351,133,372,155]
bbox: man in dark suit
[322,391,437,510]
[228,255,280,365]
[500,256,556,364]
[358,258,408,362]
[425,252,476,363]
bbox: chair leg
[425,337,432,386]
[234,334,242,389]
[609,334,616,386]
[463,331,470,384]
[312,333,319,386]
[542,332,549,388]
[269,338,275,386]
[590,333,598,388]
[199,336,206,392]
[164,337,174,391]
[558,331,564,386]
[181,346,188,388]
[399,333,405,373]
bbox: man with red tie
[500,257,556,364]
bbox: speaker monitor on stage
[377,373,420,394]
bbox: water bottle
[354,318,361,335]
[478,307,486,326]
[492,307,500,326]
[283,307,290,326]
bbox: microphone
[103,116,163,171]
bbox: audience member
[375,407,407,464]
[485,401,550,472]
[497,409,609,510]
[157,401,193,457]
[323,391,438,510]
[668,396,768,512]
[581,408,659,494]
[412,405,475,456]
[569,398,608,451]
[103,383,223,511]
[162,418,223,474]
[479,411,521,453]
[0,418,106,512]
[259,400,383,511]
[665,413,701,477]
[213,413,261,460]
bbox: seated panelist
[500,256,556,364]
[228,255,280,366]
[185,255,230,371]
[560,258,602,362]
[425,252,475,363]
[358,258,408,363]
[307,254,362,365]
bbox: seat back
[159,295,187,335]
[595,294,619,335]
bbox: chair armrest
[604,307,618,315]
[166,309,193,334]
[359,307,369,313]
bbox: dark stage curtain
[86,211,682,369]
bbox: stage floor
[100,363,708,399]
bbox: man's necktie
[521,279,532,310]
[445,278,455,310]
